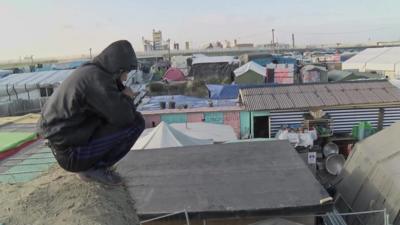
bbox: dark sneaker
[77,168,123,185]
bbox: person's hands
[122,87,139,99]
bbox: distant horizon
[1,0,400,61]
[1,40,400,65]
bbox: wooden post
[377,108,384,130]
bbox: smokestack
[292,33,295,48]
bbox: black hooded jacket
[38,40,139,147]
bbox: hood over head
[92,40,137,75]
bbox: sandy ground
[0,166,139,225]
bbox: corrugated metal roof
[240,81,400,111]
[275,94,294,109]
[317,91,339,106]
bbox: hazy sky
[1,0,400,60]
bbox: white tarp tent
[342,47,400,79]
[336,122,400,225]
[138,122,238,143]
[234,61,266,77]
[342,48,389,72]
[168,122,237,143]
[366,47,400,75]
[132,122,213,150]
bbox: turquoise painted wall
[160,113,187,124]
[204,112,224,124]
[240,111,251,138]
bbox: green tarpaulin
[0,132,37,153]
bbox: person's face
[120,71,129,82]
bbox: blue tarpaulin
[251,57,296,67]
[206,84,239,99]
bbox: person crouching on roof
[38,40,145,185]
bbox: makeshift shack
[300,65,328,83]
[328,70,384,82]
[266,64,295,84]
[336,122,400,225]
[234,61,266,84]
[189,56,239,81]
[118,140,333,225]
[238,80,400,138]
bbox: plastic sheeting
[189,62,239,81]
[336,122,400,225]
[0,70,13,78]
[234,61,266,77]
[342,47,400,75]
[0,132,37,153]
[132,122,212,150]
[163,68,185,81]
[366,47,400,72]
[233,62,267,84]
[240,53,297,67]
[206,84,239,99]
[300,65,328,83]
[140,122,237,143]
[189,55,239,81]
[0,70,74,97]
[171,55,189,75]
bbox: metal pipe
[140,210,186,224]
[384,208,389,225]
[0,170,48,175]
[2,162,55,167]
[184,209,190,225]
[257,209,387,219]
